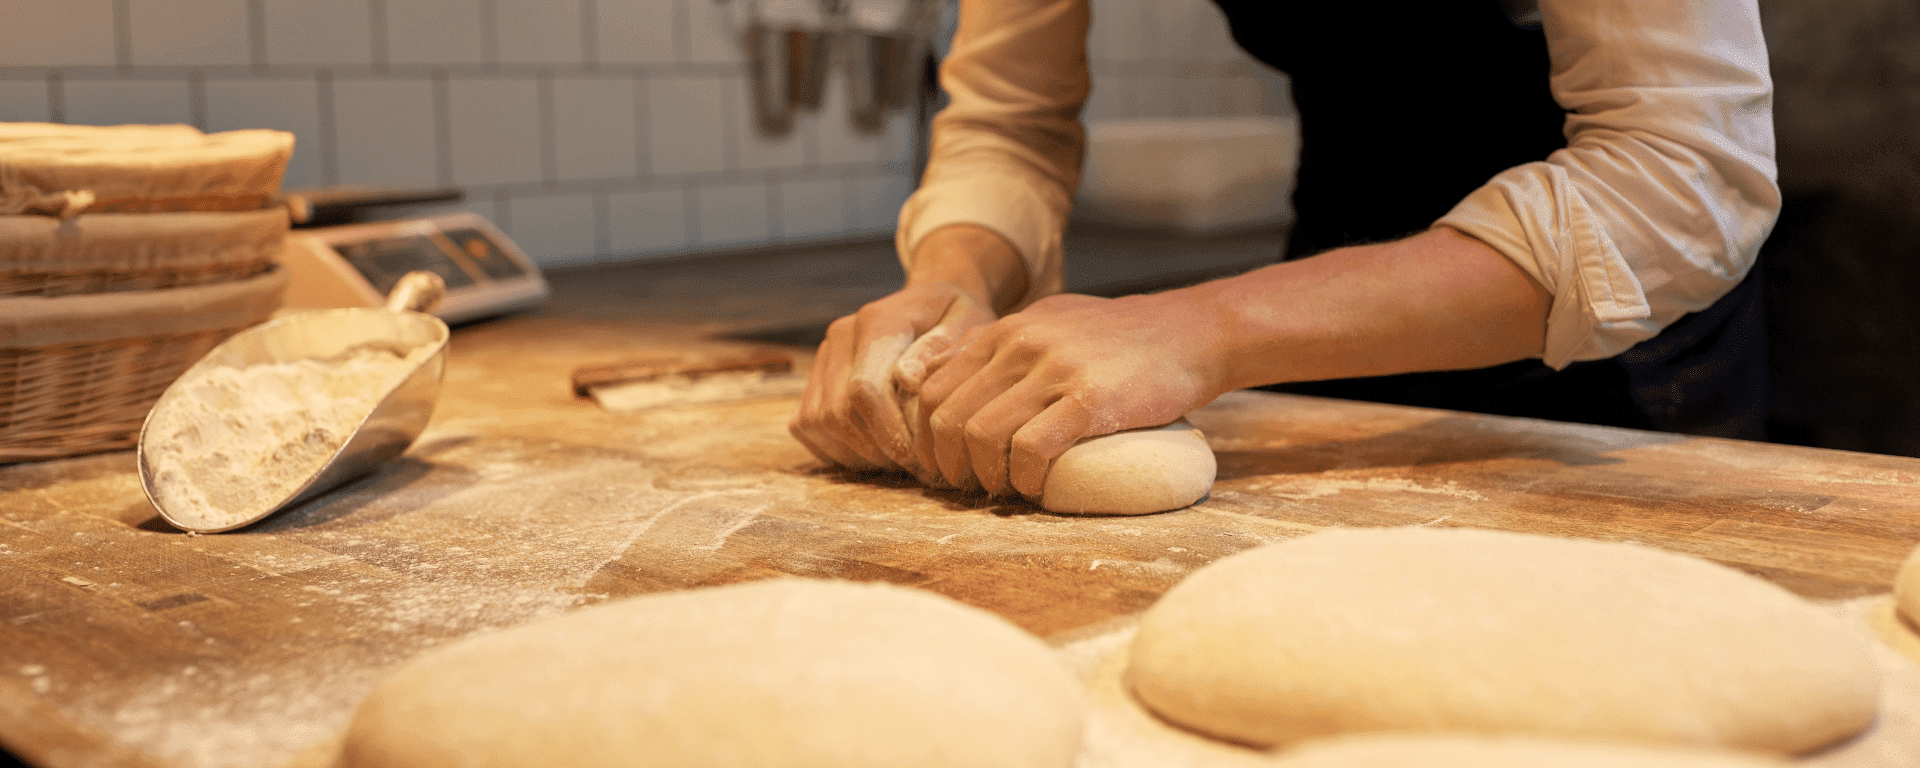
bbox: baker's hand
[912,291,1230,498]
[789,281,997,480]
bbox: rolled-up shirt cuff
[1437,165,1661,370]
[895,171,1067,309]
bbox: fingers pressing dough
[1040,419,1216,515]
[338,579,1086,768]
[1125,526,1880,755]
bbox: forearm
[1191,227,1552,393]
[904,224,1032,317]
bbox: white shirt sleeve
[1436,0,1780,368]
[894,0,1089,308]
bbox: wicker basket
[0,207,288,297]
[0,266,288,461]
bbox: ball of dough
[339,579,1086,768]
[1893,541,1920,629]
[1126,526,1879,754]
[1041,419,1215,515]
[1271,734,1790,768]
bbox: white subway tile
[385,0,486,66]
[0,0,117,67]
[502,191,600,267]
[332,77,439,188]
[0,81,52,123]
[693,181,769,246]
[128,0,251,67]
[61,79,194,126]
[446,75,542,185]
[605,186,690,255]
[646,75,726,175]
[495,0,585,65]
[683,0,743,65]
[262,0,375,67]
[553,75,640,180]
[849,170,911,233]
[777,177,848,240]
[203,77,326,189]
[595,0,675,65]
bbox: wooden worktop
[3,237,1919,768]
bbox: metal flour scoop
[139,271,449,533]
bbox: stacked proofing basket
[0,123,295,461]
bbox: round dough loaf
[1271,734,1790,768]
[338,578,1086,768]
[1041,419,1215,515]
[1893,541,1920,628]
[1126,526,1880,754]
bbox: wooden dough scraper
[570,349,805,412]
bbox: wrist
[906,224,1032,314]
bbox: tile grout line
[111,0,133,72]
[432,68,454,185]
[316,70,339,185]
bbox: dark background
[1758,0,1920,458]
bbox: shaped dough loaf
[1041,419,1215,515]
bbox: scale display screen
[281,213,548,324]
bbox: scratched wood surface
[4,308,1920,767]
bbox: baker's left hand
[911,291,1231,498]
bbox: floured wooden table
[4,243,1920,768]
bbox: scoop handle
[386,270,448,314]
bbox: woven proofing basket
[0,266,288,461]
[0,207,288,297]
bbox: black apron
[1210,0,1767,439]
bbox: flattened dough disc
[1126,526,1880,754]
[339,578,1086,768]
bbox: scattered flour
[144,344,424,531]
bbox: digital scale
[279,212,549,325]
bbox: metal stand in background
[738,0,941,137]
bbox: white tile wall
[63,79,196,127]
[128,0,252,67]
[595,0,676,65]
[262,0,375,67]
[606,186,690,255]
[0,81,52,123]
[0,1,118,68]
[203,77,327,188]
[693,181,770,246]
[779,177,851,240]
[495,1,586,65]
[0,0,1279,269]
[646,75,726,176]
[503,191,601,267]
[332,77,439,187]
[446,76,543,185]
[385,0,488,66]
[553,76,641,180]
